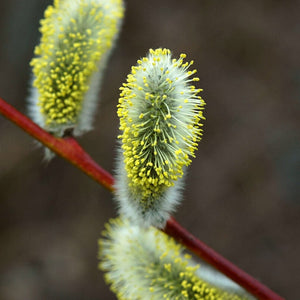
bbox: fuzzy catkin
[99,218,252,300]
[28,0,124,137]
[116,48,205,228]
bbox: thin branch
[0,97,284,300]
[0,97,114,191]
[164,217,283,300]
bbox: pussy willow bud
[116,48,205,228]
[28,0,124,137]
[99,218,252,300]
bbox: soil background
[0,1,299,299]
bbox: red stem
[0,97,284,300]
[164,217,284,300]
[0,97,114,192]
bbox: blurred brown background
[0,0,299,299]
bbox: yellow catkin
[30,0,124,131]
[99,218,250,300]
[117,48,205,208]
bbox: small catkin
[116,48,205,228]
[28,0,124,137]
[99,218,252,300]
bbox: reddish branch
[164,217,283,300]
[0,97,114,191]
[0,97,284,300]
